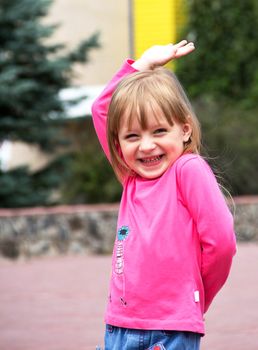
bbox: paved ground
[0,242,257,350]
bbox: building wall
[1,141,51,172]
[45,0,130,85]
[131,0,187,59]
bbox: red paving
[0,242,257,350]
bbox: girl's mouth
[139,155,164,165]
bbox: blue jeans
[97,324,201,350]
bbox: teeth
[141,156,162,163]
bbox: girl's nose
[139,136,156,152]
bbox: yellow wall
[132,0,186,59]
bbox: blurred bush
[62,144,121,204]
[176,0,258,195]
[193,97,258,195]
[59,118,122,205]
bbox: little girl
[92,40,236,350]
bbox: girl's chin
[136,165,168,179]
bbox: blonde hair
[107,67,201,180]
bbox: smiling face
[107,67,201,180]
[118,105,192,179]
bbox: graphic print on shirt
[115,226,129,274]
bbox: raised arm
[91,60,137,159]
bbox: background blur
[45,0,129,86]
[1,0,257,208]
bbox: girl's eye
[125,133,138,140]
[154,128,167,134]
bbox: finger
[175,43,195,58]
[172,40,188,49]
[174,41,195,53]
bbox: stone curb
[0,197,257,259]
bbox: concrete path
[0,242,257,350]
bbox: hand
[132,40,195,71]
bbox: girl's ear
[182,123,192,142]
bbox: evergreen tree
[0,0,99,207]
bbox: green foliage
[177,0,258,103]
[194,98,258,195]
[0,153,72,207]
[176,0,258,195]
[59,119,122,204]
[0,0,100,207]
[62,145,121,204]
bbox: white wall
[46,0,130,85]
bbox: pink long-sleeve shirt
[91,60,236,334]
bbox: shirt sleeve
[91,59,137,161]
[176,155,237,313]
